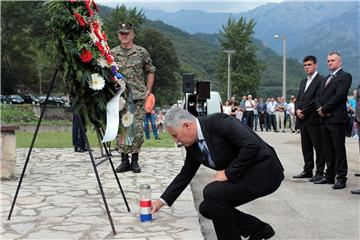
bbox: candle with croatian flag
[139,184,152,222]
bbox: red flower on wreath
[105,54,114,64]
[80,49,92,62]
[95,41,105,54]
[74,12,86,27]
[86,0,94,16]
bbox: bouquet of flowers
[46,0,134,143]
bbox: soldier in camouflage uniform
[111,22,156,173]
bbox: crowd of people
[223,95,298,133]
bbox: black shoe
[332,180,346,190]
[354,173,360,177]
[293,171,313,179]
[74,147,85,152]
[131,153,141,173]
[81,147,93,152]
[314,178,335,184]
[351,189,360,194]
[309,175,324,182]
[116,160,131,173]
[249,223,275,240]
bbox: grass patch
[16,131,175,148]
[1,104,72,125]
[1,104,38,123]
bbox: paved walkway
[1,148,202,239]
[1,132,359,240]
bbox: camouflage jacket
[111,44,156,100]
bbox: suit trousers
[199,180,278,240]
[321,123,348,180]
[300,123,324,175]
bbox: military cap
[118,23,134,33]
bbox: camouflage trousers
[117,100,145,154]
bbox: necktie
[325,74,334,87]
[198,140,215,168]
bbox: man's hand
[151,199,164,214]
[317,107,325,117]
[213,170,228,182]
[296,109,305,119]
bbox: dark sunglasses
[119,32,130,36]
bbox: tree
[1,1,62,95]
[136,28,181,106]
[216,17,262,100]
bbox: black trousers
[199,180,279,240]
[300,123,325,175]
[321,123,348,180]
[245,111,254,129]
[268,114,276,131]
[259,113,265,131]
[72,114,86,148]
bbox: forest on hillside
[1,1,306,105]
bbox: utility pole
[223,49,236,100]
[274,34,287,98]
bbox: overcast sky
[97,0,284,13]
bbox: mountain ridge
[143,2,359,86]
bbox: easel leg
[8,65,60,220]
[97,128,131,212]
[79,120,117,235]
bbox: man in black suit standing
[293,56,325,182]
[314,52,352,189]
[151,108,284,240]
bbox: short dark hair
[303,55,317,64]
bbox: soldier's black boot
[116,153,131,173]
[131,153,141,173]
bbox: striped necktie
[198,140,215,168]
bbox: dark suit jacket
[160,113,284,206]
[316,69,352,124]
[296,73,323,125]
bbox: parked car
[20,94,39,105]
[1,95,11,104]
[8,95,25,104]
[38,96,65,106]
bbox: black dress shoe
[293,171,313,179]
[332,180,346,190]
[249,223,275,240]
[74,147,85,152]
[354,173,360,177]
[351,189,360,194]
[314,178,334,184]
[309,175,324,182]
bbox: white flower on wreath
[118,96,126,111]
[89,31,99,43]
[89,73,105,90]
[121,112,134,128]
[96,57,108,68]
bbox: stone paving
[1,148,203,240]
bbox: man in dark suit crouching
[151,107,284,240]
